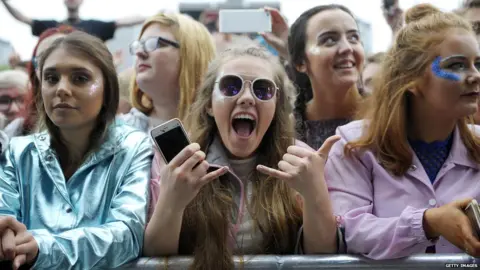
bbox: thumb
[261,32,284,49]
[453,198,475,209]
[317,135,341,156]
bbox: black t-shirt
[32,19,116,42]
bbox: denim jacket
[0,122,153,269]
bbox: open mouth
[462,92,480,97]
[232,114,257,138]
[334,61,356,70]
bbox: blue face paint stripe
[431,56,461,81]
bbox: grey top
[302,119,351,150]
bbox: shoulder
[468,124,480,135]
[335,120,368,142]
[117,108,149,132]
[108,122,152,152]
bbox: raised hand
[424,198,480,257]
[257,136,340,200]
[261,7,289,59]
[159,143,228,210]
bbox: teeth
[336,63,353,68]
[234,114,255,121]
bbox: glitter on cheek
[308,45,321,55]
[88,79,103,96]
[431,56,461,81]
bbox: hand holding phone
[423,198,480,257]
[150,119,228,210]
[465,199,480,239]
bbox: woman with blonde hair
[144,46,343,269]
[326,4,480,259]
[121,12,216,131]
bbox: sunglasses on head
[129,36,180,55]
[215,74,278,101]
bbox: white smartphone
[219,9,272,33]
[150,118,191,164]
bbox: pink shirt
[325,120,480,259]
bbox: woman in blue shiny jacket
[0,31,153,269]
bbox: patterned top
[302,119,351,150]
[409,134,453,184]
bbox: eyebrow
[43,66,92,73]
[440,55,480,63]
[317,29,358,38]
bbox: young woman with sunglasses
[0,32,152,269]
[121,12,215,131]
[144,46,343,269]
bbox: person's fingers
[198,166,229,186]
[256,165,291,180]
[282,153,303,166]
[0,235,4,261]
[317,135,341,158]
[287,145,315,158]
[190,160,209,181]
[12,254,26,270]
[2,229,15,260]
[179,151,206,172]
[454,198,475,209]
[278,160,296,174]
[168,143,201,168]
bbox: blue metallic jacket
[0,123,153,269]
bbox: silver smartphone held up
[150,118,191,164]
[465,199,480,239]
[219,9,272,33]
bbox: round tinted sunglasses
[215,74,278,101]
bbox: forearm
[115,16,145,28]
[302,196,337,254]
[143,195,185,256]
[2,1,31,25]
[30,221,143,269]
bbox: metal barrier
[119,255,480,269]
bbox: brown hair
[130,12,216,121]
[37,31,119,165]
[347,4,480,176]
[180,46,302,270]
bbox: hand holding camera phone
[150,119,228,210]
[465,199,480,239]
[424,198,480,257]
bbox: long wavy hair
[130,12,216,121]
[180,46,302,270]
[346,4,480,176]
[288,4,362,140]
[37,31,119,164]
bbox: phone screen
[154,126,190,163]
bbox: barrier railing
[119,254,480,270]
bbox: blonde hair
[348,4,480,176]
[117,68,133,101]
[181,46,301,270]
[130,12,216,121]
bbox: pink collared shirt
[325,120,480,259]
